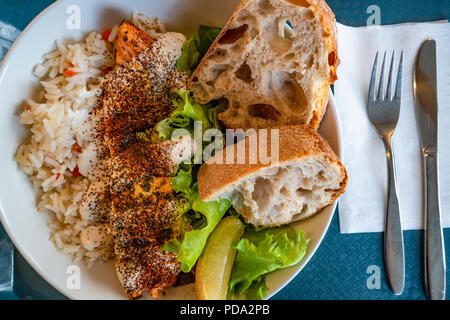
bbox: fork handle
[423,150,446,300]
[383,140,405,295]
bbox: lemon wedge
[196,216,245,300]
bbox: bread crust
[197,125,347,206]
[310,82,331,129]
[304,0,339,81]
[189,0,250,87]
[189,0,339,130]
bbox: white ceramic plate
[0,0,343,300]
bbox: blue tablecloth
[0,0,449,300]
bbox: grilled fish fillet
[93,21,191,298]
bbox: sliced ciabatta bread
[189,0,338,130]
[197,125,347,227]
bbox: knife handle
[384,140,405,295]
[424,150,446,300]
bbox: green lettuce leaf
[176,36,200,76]
[171,90,211,130]
[177,196,231,272]
[170,163,195,200]
[177,25,221,75]
[228,227,309,300]
[156,90,212,139]
[244,277,268,300]
[163,193,231,273]
[164,163,231,273]
[197,25,222,57]
[156,118,175,140]
[185,209,207,230]
[162,239,181,253]
[207,100,227,129]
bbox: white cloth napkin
[334,21,450,234]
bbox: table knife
[413,39,446,300]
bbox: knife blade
[414,39,446,300]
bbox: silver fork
[368,51,405,295]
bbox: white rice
[16,15,166,266]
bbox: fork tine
[394,51,403,100]
[386,51,395,100]
[369,52,379,101]
[378,51,387,100]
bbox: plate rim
[0,0,344,300]
[0,0,70,299]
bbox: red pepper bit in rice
[102,29,112,41]
[56,173,62,180]
[72,142,82,153]
[63,70,78,77]
[24,106,31,111]
[72,166,82,177]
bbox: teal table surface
[0,0,449,300]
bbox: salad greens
[177,197,231,272]
[156,90,209,139]
[176,25,222,75]
[228,227,309,300]
[163,161,231,273]
[170,163,197,202]
[156,90,225,139]
[157,89,227,274]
